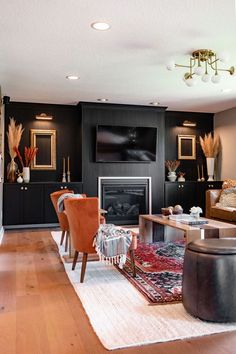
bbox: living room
[1,1,236,353]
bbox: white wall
[214,107,236,180]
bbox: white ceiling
[1,0,236,112]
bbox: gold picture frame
[30,129,56,170]
[178,134,196,160]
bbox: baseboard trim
[0,226,4,244]
[4,223,59,230]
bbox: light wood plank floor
[0,229,236,354]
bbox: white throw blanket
[93,224,132,268]
[57,193,83,212]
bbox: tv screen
[96,125,157,162]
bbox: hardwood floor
[0,229,236,354]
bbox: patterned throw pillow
[217,187,236,208]
[222,179,236,189]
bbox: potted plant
[14,146,38,183]
[178,171,185,182]
[165,160,180,182]
[199,133,220,181]
[6,118,24,182]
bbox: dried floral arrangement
[14,146,38,169]
[165,160,180,172]
[178,171,185,177]
[199,133,220,158]
[7,118,24,160]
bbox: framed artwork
[178,134,196,160]
[30,129,56,170]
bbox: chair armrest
[205,189,221,218]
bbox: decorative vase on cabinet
[206,157,215,181]
[167,171,177,182]
[23,167,30,183]
[7,158,18,182]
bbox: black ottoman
[182,238,236,322]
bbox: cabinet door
[23,184,44,224]
[165,183,182,208]
[3,184,23,225]
[44,183,83,223]
[165,182,197,214]
[180,183,197,213]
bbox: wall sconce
[35,113,53,120]
[183,120,196,127]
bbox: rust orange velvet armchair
[50,189,73,251]
[65,197,136,282]
[64,197,100,282]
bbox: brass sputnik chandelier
[167,49,235,86]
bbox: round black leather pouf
[182,238,236,322]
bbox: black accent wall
[5,102,82,182]
[4,101,215,215]
[165,111,214,180]
[79,102,166,214]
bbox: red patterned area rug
[116,240,185,305]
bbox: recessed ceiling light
[150,102,160,106]
[221,88,232,93]
[66,75,79,80]
[91,22,110,31]
[97,98,108,102]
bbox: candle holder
[201,164,205,182]
[62,157,66,182]
[67,171,71,182]
[67,156,70,182]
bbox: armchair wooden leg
[65,231,69,252]
[80,253,88,283]
[72,250,79,270]
[60,230,65,245]
[129,249,136,277]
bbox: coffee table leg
[153,223,164,242]
[139,217,153,243]
[185,229,202,244]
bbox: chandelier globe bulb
[211,74,221,84]
[166,60,175,71]
[202,73,210,83]
[185,77,197,87]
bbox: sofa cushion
[217,187,236,208]
[222,179,236,189]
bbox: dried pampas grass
[199,133,220,158]
[7,118,24,159]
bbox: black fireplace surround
[99,178,150,225]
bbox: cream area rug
[51,231,236,350]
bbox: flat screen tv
[96,125,157,162]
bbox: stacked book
[169,214,209,225]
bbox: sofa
[206,179,236,222]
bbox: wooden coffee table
[139,214,236,244]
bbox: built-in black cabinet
[164,181,223,216]
[3,182,83,226]
[165,182,197,213]
[3,184,44,225]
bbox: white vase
[23,167,30,183]
[167,171,177,182]
[206,157,215,181]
